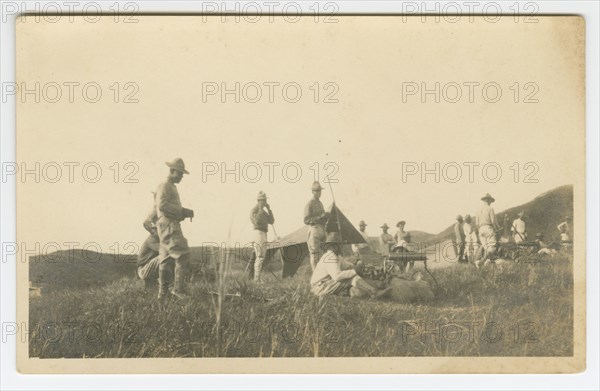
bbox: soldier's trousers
[307,224,326,271]
[252,230,267,281]
[157,217,190,294]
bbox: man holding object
[155,158,194,299]
[250,191,275,282]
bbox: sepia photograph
[6,8,589,376]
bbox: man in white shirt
[557,217,572,242]
[310,232,391,299]
[463,214,478,262]
[511,211,527,243]
[351,220,371,261]
[475,193,500,267]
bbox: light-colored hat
[536,232,543,238]
[518,211,525,217]
[165,158,189,174]
[481,193,495,203]
[396,221,406,227]
[257,191,267,200]
[359,220,367,226]
[456,215,463,221]
[325,232,341,243]
[380,223,390,229]
[311,181,324,191]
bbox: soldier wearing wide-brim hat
[352,220,370,261]
[154,158,194,300]
[304,181,330,272]
[165,157,190,174]
[310,232,392,300]
[476,192,500,267]
[481,193,495,203]
[379,223,394,262]
[250,190,275,282]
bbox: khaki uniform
[379,233,394,257]
[250,204,274,281]
[476,203,499,262]
[155,180,190,294]
[463,221,478,261]
[304,198,327,270]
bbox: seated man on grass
[310,232,391,299]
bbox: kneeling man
[137,207,162,289]
[310,232,391,299]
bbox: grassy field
[28,249,573,358]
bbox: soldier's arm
[303,201,316,225]
[325,255,357,281]
[157,183,184,220]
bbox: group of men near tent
[135,159,390,300]
[135,158,573,301]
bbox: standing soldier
[511,211,527,243]
[394,220,414,272]
[463,214,477,262]
[379,223,395,269]
[304,181,330,271]
[453,215,466,263]
[250,191,275,282]
[155,158,194,299]
[475,193,500,268]
[557,216,572,242]
[352,220,370,262]
[394,221,410,249]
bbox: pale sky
[16,16,584,251]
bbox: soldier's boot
[171,261,189,299]
[354,277,392,300]
[158,266,173,300]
